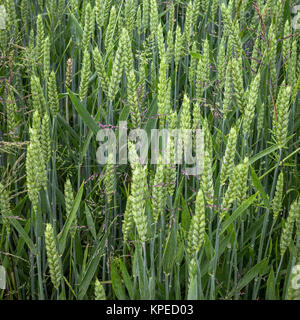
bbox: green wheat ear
[124,0,136,35]
[296,200,300,239]
[43,36,50,81]
[180,94,191,132]
[26,142,39,212]
[174,25,183,68]
[36,14,45,63]
[95,0,105,28]
[156,22,165,59]
[220,126,238,185]
[243,73,261,136]
[122,29,134,78]
[287,263,300,300]
[211,0,219,20]
[280,199,299,256]
[104,5,116,54]
[222,59,232,118]
[41,113,51,165]
[6,87,18,139]
[157,55,168,126]
[193,0,201,25]
[136,5,142,36]
[129,146,148,242]
[251,36,261,73]
[184,1,193,48]
[192,103,201,132]
[282,20,291,68]
[231,57,246,113]
[0,183,11,236]
[272,82,291,149]
[202,38,210,85]
[217,36,226,87]
[57,0,65,21]
[128,141,140,168]
[150,0,159,36]
[178,94,191,163]
[45,223,62,290]
[142,0,150,31]
[221,3,242,55]
[81,3,95,52]
[187,188,206,257]
[195,54,205,102]
[108,28,127,101]
[4,0,17,33]
[236,157,249,206]
[189,42,198,85]
[48,71,60,117]
[132,170,148,242]
[267,23,277,88]
[95,279,106,300]
[127,69,141,128]
[64,178,77,238]
[221,164,240,216]
[166,26,174,64]
[122,195,134,242]
[165,111,178,196]
[79,49,91,102]
[0,29,7,50]
[272,171,284,220]
[31,75,46,116]
[103,0,113,27]
[26,111,47,212]
[221,157,249,216]
[93,46,109,95]
[70,0,79,16]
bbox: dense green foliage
[0,0,300,300]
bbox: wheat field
[0,0,300,300]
